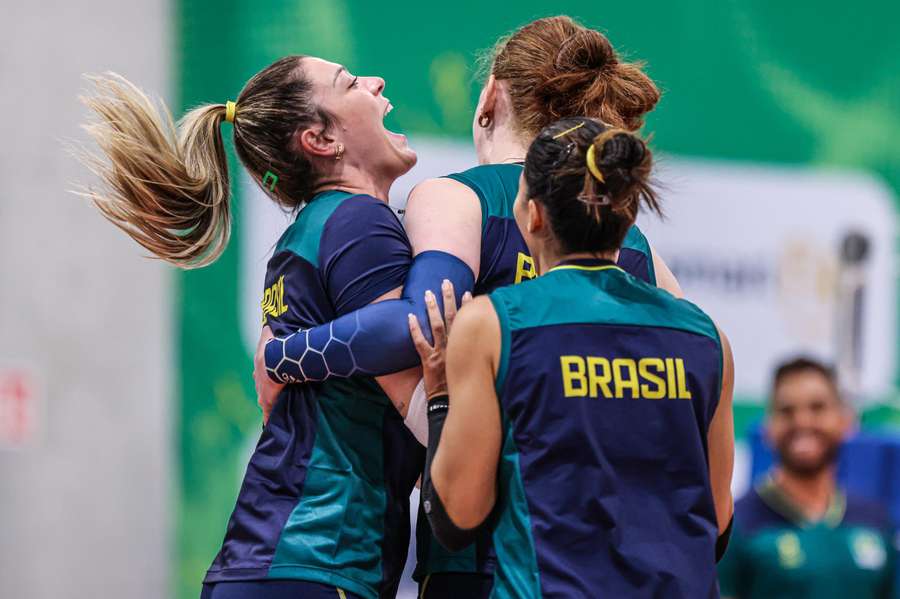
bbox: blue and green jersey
[486,258,723,597]
[718,475,897,599]
[204,191,424,599]
[444,163,655,293]
[414,164,659,583]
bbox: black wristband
[423,394,449,494]
[427,394,449,415]
[420,394,482,551]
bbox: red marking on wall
[0,370,38,448]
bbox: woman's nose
[367,76,385,95]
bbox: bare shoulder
[406,176,480,213]
[447,295,502,391]
[403,177,483,273]
[457,296,498,329]
[448,297,500,356]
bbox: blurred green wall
[175,1,900,596]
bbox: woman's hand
[408,280,473,399]
[254,325,284,424]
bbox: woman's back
[487,259,723,598]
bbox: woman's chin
[389,134,417,168]
[400,147,418,168]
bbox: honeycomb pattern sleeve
[265,250,474,383]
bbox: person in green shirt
[719,357,896,598]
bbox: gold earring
[478,113,493,128]
[335,143,345,161]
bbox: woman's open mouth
[382,101,408,147]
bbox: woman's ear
[481,75,498,119]
[295,126,337,159]
[527,198,545,235]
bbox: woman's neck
[773,466,837,522]
[314,163,393,202]
[480,124,530,165]
[533,248,618,276]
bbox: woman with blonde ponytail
[80,74,232,268]
[79,55,422,599]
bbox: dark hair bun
[596,132,646,171]
[523,117,660,256]
[554,29,616,74]
[590,130,649,201]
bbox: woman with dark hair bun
[411,117,735,599]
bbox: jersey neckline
[548,257,622,274]
[756,472,847,529]
[311,189,356,202]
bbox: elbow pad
[716,515,734,562]
[265,251,474,383]
[421,394,482,552]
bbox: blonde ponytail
[77,73,231,268]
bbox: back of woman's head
[78,55,327,268]
[524,117,660,255]
[488,16,660,137]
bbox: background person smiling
[718,357,897,599]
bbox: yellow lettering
[560,356,588,397]
[665,358,677,399]
[277,275,287,315]
[515,252,537,284]
[587,357,613,399]
[638,358,666,400]
[612,358,639,399]
[261,276,290,324]
[676,359,693,399]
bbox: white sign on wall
[640,159,896,404]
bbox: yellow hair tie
[225,101,236,123]
[585,144,605,183]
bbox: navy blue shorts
[201,580,361,599]
[418,573,493,599]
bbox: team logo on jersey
[560,356,693,400]
[850,530,887,570]
[776,532,805,569]
[515,252,537,284]
[261,275,289,324]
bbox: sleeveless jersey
[414,164,658,581]
[204,191,424,599]
[487,258,723,598]
[448,163,655,294]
